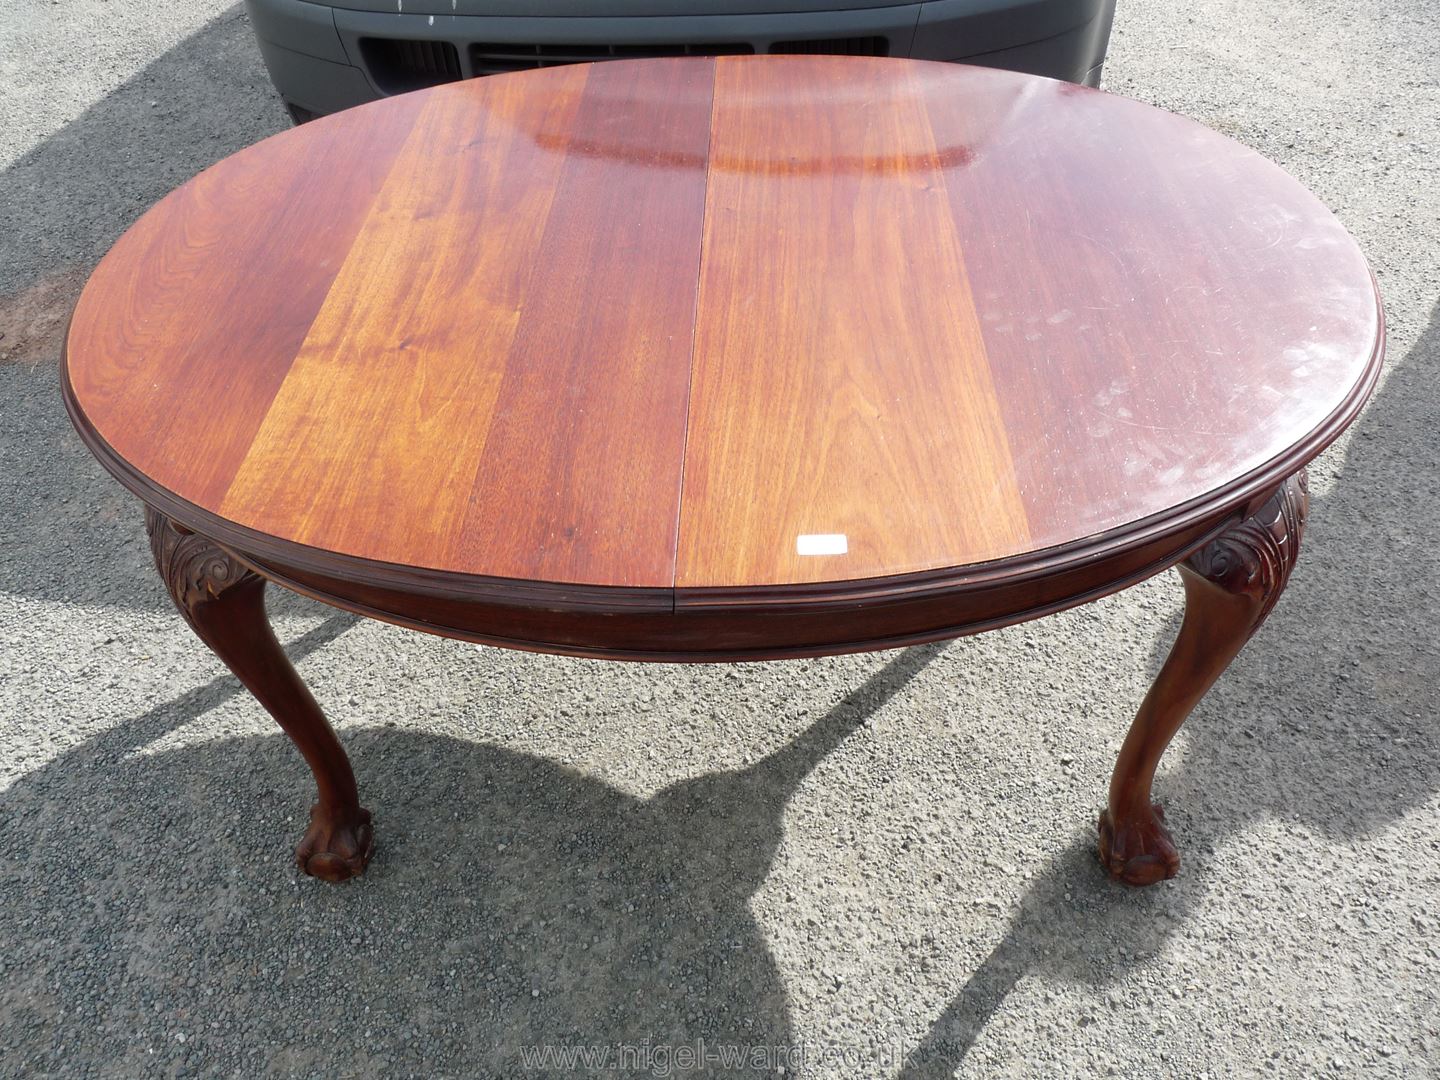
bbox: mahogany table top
[63,56,1382,609]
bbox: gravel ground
[1,1,1437,1077]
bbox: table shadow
[0,628,942,1077]
[900,299,1440,1075]
[4,7,1436,1075]
[0,5,282,304]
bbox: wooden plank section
[65,94,427,507]
[219,70,590,571]
[676,56,1031,589]
[222,60,713,587]
[450,59,716,586]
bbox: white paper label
[796,534,848,556]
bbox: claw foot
[1097,803,1180,886]
[295,803,375,882]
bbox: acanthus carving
[145,507,258,624]
[1183,470,1309,621]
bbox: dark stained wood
[66,408,1242,660]
[1098,470,1309,885]
[449,59,713,584]
[216,60,714,587]
[233,505,1228,661]
[62,56,1384,884]
[925,74,1374,550]
[64,55,1381,608]
[217,65,592,574]
[677,57,1030,587]
[66,93,429,510]
[146,509,373,881]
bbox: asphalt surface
[1,1,1438,1077]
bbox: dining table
[61,54,1383,886]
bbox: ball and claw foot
[1097,803,1180,886]
[295,803,375,882]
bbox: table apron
[232,510,1235,662]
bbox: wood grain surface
[677,57,1030,587]
[63,56,1382,608]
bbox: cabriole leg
[146,507,374,881]
[1099,471,1309,885]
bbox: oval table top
[64,56,1382,616]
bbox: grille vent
[360,38,463,93]
[471,41,755,75]
[770,36,889,56]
